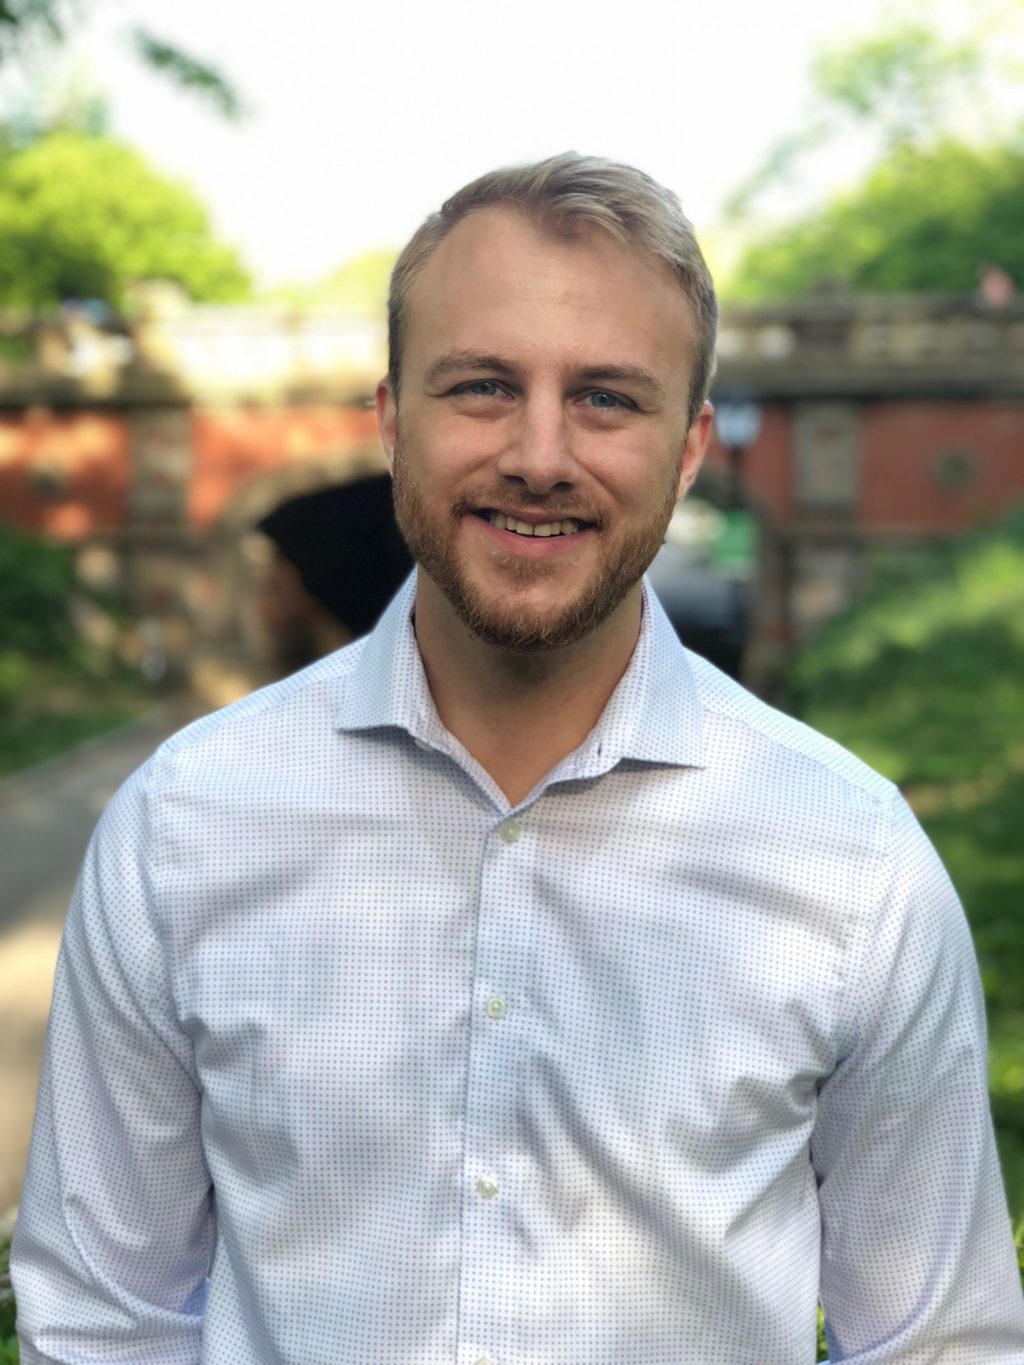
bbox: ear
[376,377,398,472]
[676,401,713,502]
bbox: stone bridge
[1,287,1022,698]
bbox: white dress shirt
[13,574,1024,1364]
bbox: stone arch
[216,444,388,533]
[188,445,394,701]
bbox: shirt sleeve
[11,757,214,1364]
[811,791,1024,1362]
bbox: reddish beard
[390,432,679,652]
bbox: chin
[452,576,637,653]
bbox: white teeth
[487,512,583,537]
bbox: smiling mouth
[478,510,590,538]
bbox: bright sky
[46,0,1018,286]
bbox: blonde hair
[387,151,718,426]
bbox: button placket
[458,814,530,1360]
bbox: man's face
[377,206,712,651]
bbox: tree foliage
[722,10,1024,300]
[126,28,244,121]
[0,0,243,119]
[268,247,399,313]
[0,0,67,64]
[792,509,1024,1225]
[727,137,1024,300]
[724,16,1003,219]
[0,129,251,308]
[809,21,984,148]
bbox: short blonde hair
[387,151,718,426]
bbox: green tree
[727,137,1024,300]
[724,15,1008,219]
[267,247,399,313]
[0,128,251,308]
[721,8,1024,300]
[809,21,983,147]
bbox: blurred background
[1,0,1023,1351]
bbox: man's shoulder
[145,637,370,788]
[684,649,898,814]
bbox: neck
[412,571,643,806]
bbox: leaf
[127,27,246,121]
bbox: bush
[0,523,78,658]
[0,523,149,775]
[792,507,1024,1237]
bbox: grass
[0,1234,15,1363]
[0,655,151,778]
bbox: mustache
[451,491,604,527]
[390,440,604,525]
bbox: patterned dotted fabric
[13,574,1024,1364]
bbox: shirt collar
[333,570,706,772]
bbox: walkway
[0,712,188,1214]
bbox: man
[12,153,1024,1363]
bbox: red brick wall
[0,410,130,538]
[190,405,381,528]
[858,401,1024,531]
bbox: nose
[495,393,579,494]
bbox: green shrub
[792,506,1024,1232]
[0,523,78,658]
[0,523,149,775]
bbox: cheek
[407,415,501,477]
[588,442,678,508]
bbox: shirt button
[475,1175,499,1200]
[473,1357,493,1365]
[414,737,431,751]
[484,995,507,1020]
[497,819,520,844]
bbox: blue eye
[456,380,503,397]
[585,391,626,409]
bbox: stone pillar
[790,401,862,639]
[123,404,194,679]
[792,401,859,514]
[126,405,191,530]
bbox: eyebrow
[424,351,518,388]
[576,365,666,403]
[423,350,667,404]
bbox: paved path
[0,712,189,1214]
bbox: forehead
[402,206,694,382]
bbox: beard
[390,431,680,653]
